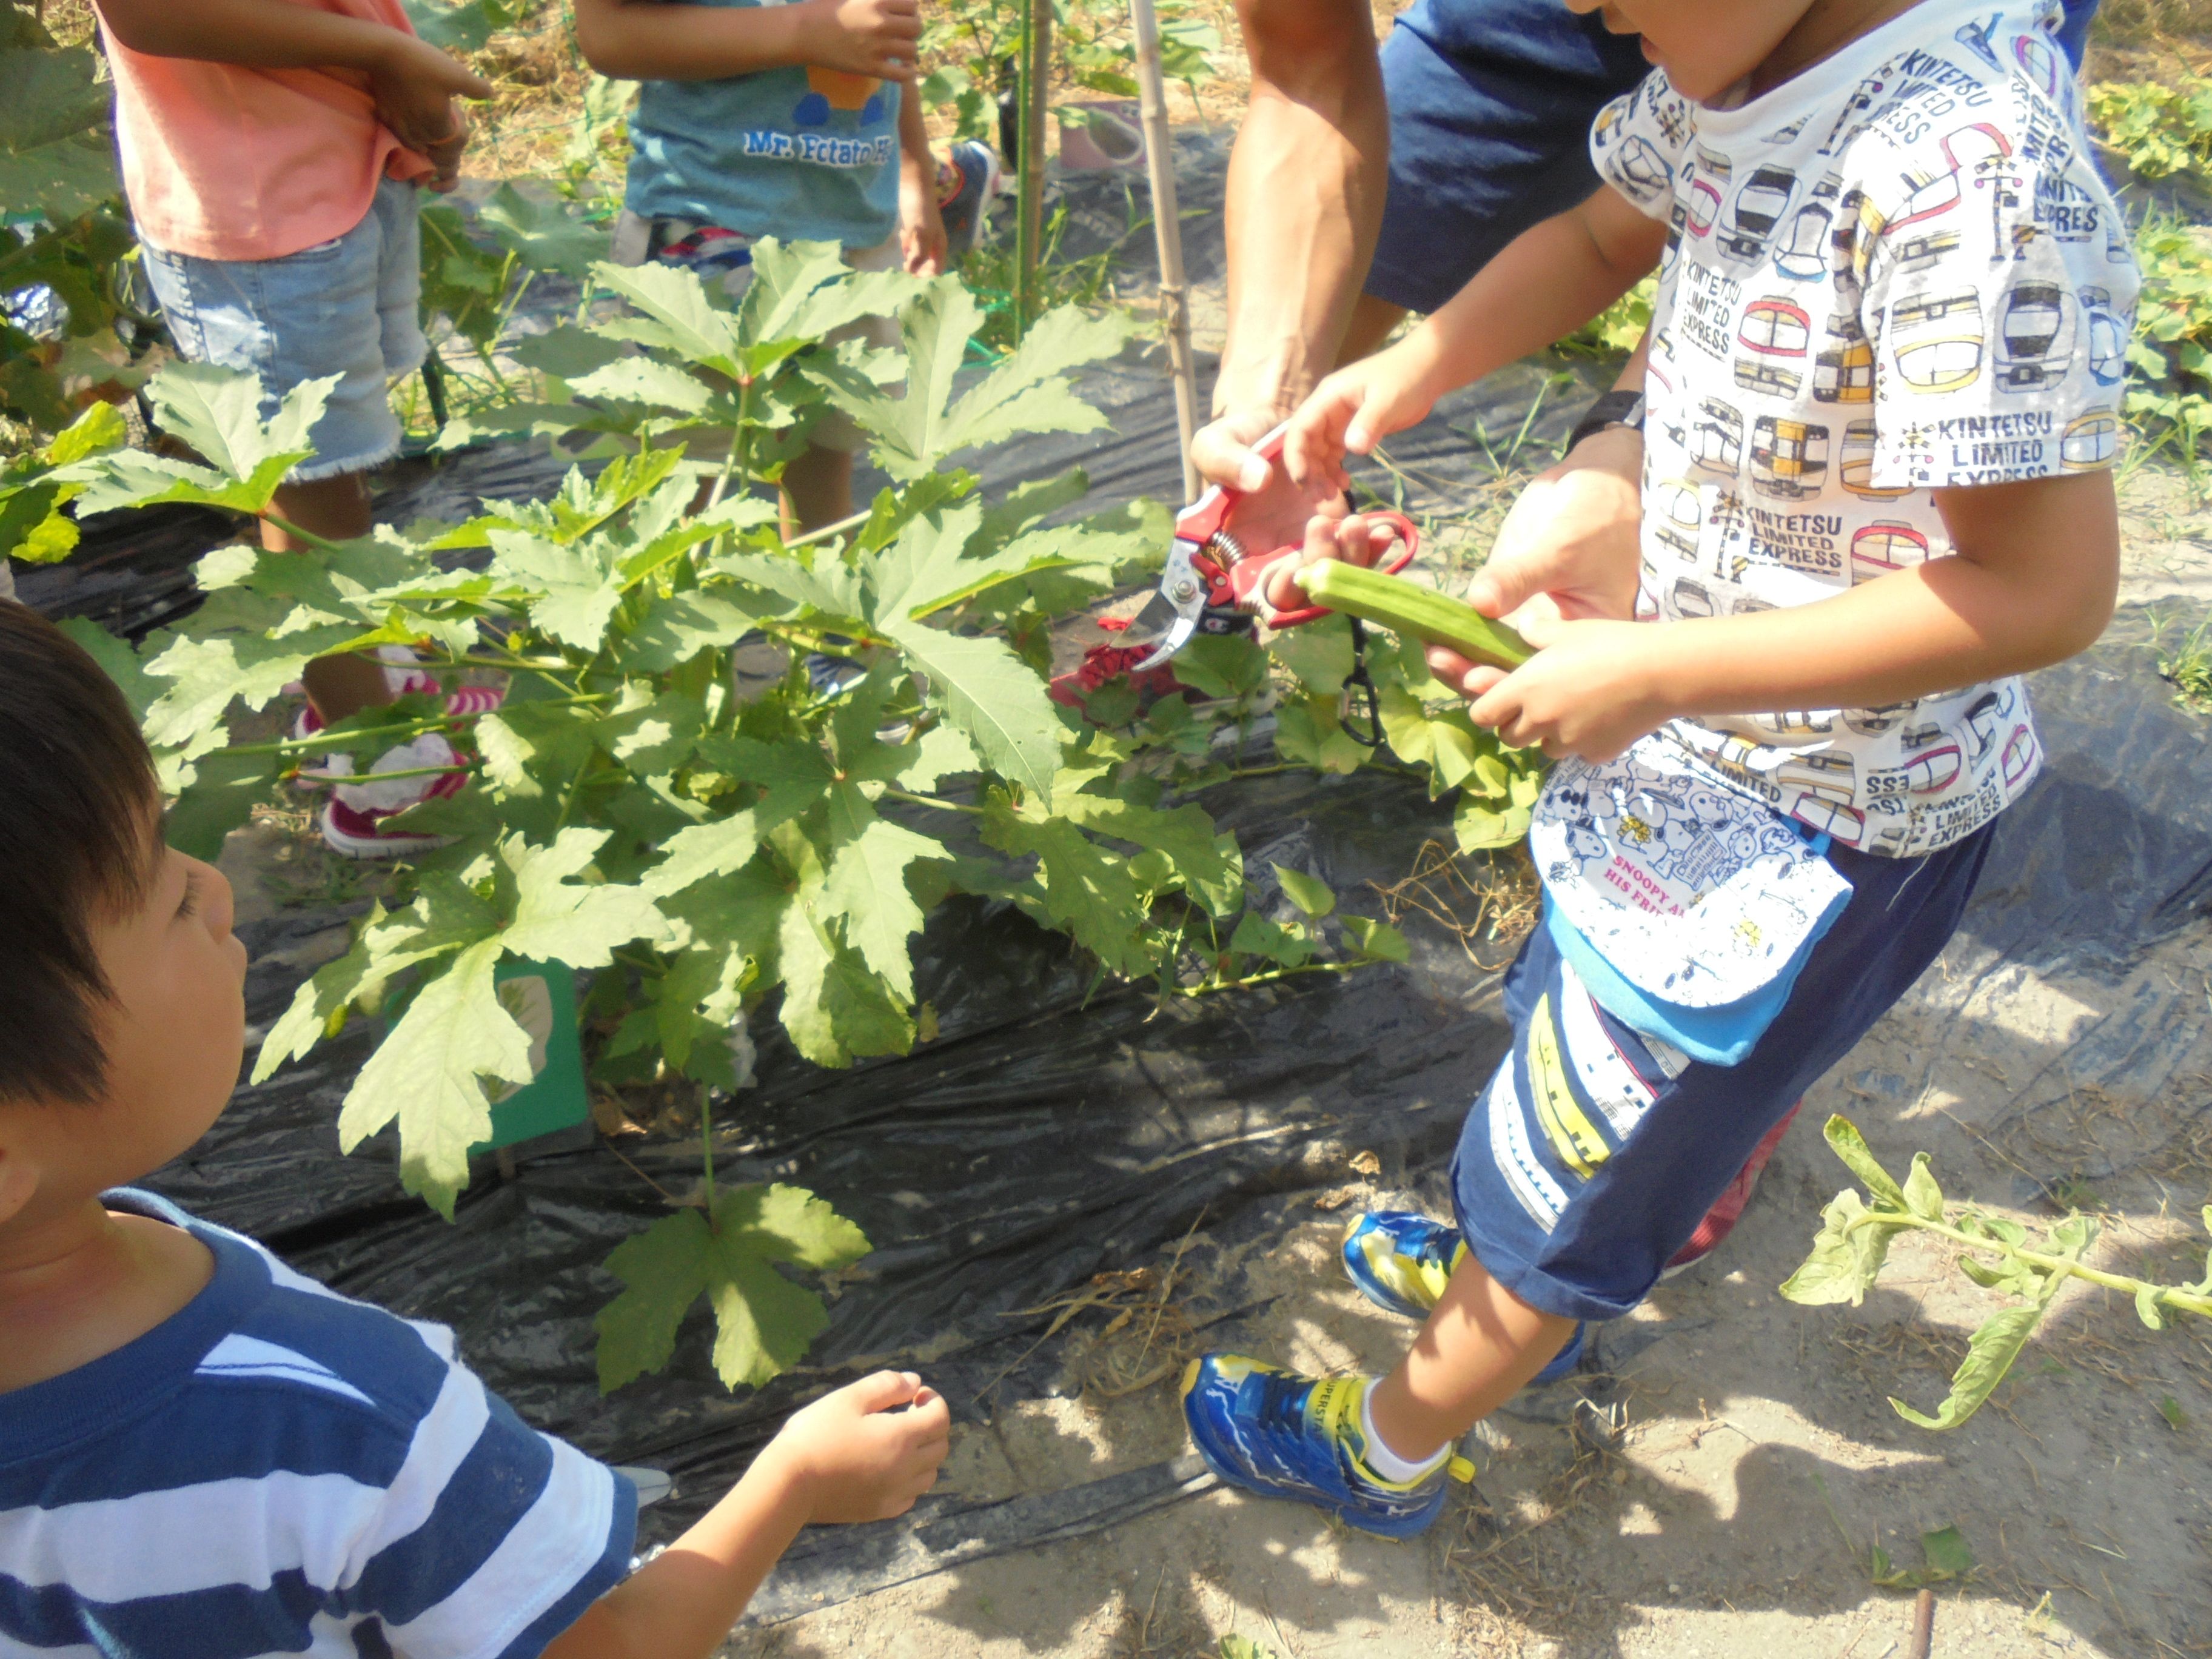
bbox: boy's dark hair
[0,602,161,1105]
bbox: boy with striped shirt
[0,602,950,1655]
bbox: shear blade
[1125,614,1196,675]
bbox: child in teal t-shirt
[576,0,965,542]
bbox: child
[91,0,501,859]
[577,0,995,539]
[1182,0,2134,1537]
[0,602,951,1652]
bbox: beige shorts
[608,210,901,454]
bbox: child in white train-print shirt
[1288,0,2137,860]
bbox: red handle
[1196,511,1422,628]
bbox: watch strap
[1564,390,1646,455]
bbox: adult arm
[571,0,919,84]
[1190,0,1389,495]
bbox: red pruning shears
[1124,423,1421,674]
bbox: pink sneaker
[1663,1102,1801,1276]
[318,732,473,860]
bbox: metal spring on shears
[1202,528,1247,568]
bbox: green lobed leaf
[589,258,744,370]
[0,40,118,218]
[164,747,282,861]
[55,615,159,721]
[1889,1301,2054,1430]
[1229,911,1312,969]
[880,617,1061,806]
[821,781,945,1004]
[253,884,503,1082]
[594,1182,871,1393]
[1275,695,1370,777]
[776,876,916,1067]
[1055,789,1242,916]
[337,939,534,1218]
[496,830,671,967]
[982,802,1151,976]
[478,181,603,278]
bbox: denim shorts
[1450,820,1996,1324]
[1368,0,2103,316]
[140,178,426,482]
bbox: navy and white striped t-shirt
[0,1190,636,1658]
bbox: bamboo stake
[1128,0,1199,501]
[1015,0,1051,338]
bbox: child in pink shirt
[93,0,492,857]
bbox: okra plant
[51,244,1490,1393]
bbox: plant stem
[222,692,607,758]
[881,785,984,815]
[699,1080,717,1230]
[257,514,345,552]
[1174,957,1371,999]
[783,508,873,551]
[1847,1210,2212,1319]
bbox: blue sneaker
[937,139,1002,260]
[1341,1211,1586,1384]
[1180,1355,1469,1538]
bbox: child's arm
[1438,472,2121,762]
[1282,187,1666,492]
[572,0,920,84]
[541,1370,950,1659]
[95,0,490,154]
[897,92,947,276]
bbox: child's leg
[266,472,386,722]
[1185,817,2002,1535]
[1366,1254,1578,1461]
[779,442,855,538]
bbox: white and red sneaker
[290,683,505,786]
[319,732,475,860]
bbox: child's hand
[1461,613,1671,763]
[420,113,471,193]
[761,1370,951,1525]
[1283,335,1446,493]
[1259,506,1410,615]
[368,33,493,157]
[799,0,923,81]
[1423,426,1645,697]
[900,152,948,276]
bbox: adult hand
[367,34,492,156]
[1188,406,1349,582]
[1424,424,1646,700]
[761,1370,951,1525]
[799,0,922,81]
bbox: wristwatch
[1564,389,1646,455]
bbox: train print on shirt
[1589,0,2137,857]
